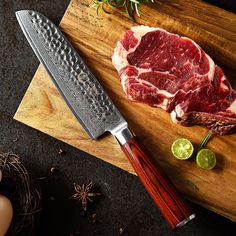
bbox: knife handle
[121,137,195,228]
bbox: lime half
[171,138,194,160]
[196,149,216,170]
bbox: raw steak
[112,26,236,135]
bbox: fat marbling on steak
[112,26,236,135]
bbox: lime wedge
[196,149,216,170]
[171,138,194,160]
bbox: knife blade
[16,10,195,228]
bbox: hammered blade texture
[17,10,125,139]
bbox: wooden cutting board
[14,0,236,221]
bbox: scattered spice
[50,167,56,174]
[58,148,66,155]
[119,227,126,235]
[13,130,19,142]
[91,213,97,224]
[36,166,57,180]
[13,137,19,142]
[71,182,101,211]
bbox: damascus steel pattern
[16,10,125,139]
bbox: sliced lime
[196,149,216,170]
[171,138,194,160]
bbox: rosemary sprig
[91,0,154,20]
[197,130,213,152]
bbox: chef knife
[16,10,195,228]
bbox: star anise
[71,182,101,211]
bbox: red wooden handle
[122,137,195,228]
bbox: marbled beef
[112,26,236,134]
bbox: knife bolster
[111,125,134,145]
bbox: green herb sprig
[91,0,154,20]
[197,130,213,152]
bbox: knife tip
[15,10,32,19]
[15,10,25,20]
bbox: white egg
[0,195,13,236]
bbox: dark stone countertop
[0,1,235,235]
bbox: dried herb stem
[0,152,41,235]
[197,130,213,152]
[91,0,154,20]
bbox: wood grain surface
[14,0,236,221]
